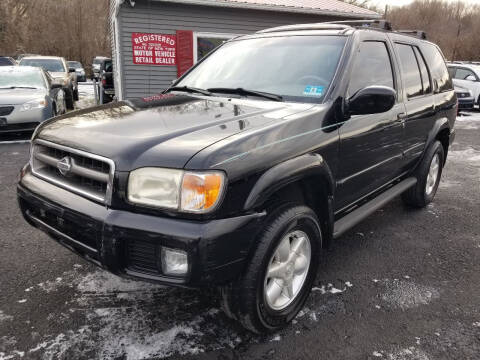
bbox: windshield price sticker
[132,33,177,66]
[303,85,324,97]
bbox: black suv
[17,21,456,333]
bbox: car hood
[35,94,314,171]
[0,88,46,105]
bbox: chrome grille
[31,139,115,204]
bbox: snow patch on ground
[448,147,480,164]
[0,311,12,322]
[23,268,243,360]
[312,282,352,294]
[378,279,439,310]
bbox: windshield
[20,59,66,72]
[68,61,82,68]
[177,35,347,103]
[0,57,14,66]
[93,58,103,64]
[0,69,46,89]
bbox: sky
[372,0,480,8]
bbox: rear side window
[414,47,432,94]
[454,68,477,81]
[348,41,394,96]
[421,44,453,92]
[395,43,423,98]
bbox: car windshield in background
[177,35,347,103]
[0,69,46,89]
[20,59,65,72]
[0,57,14,66]
[68,61,82,68]
[93,59,103,64]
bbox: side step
[333,177,417,239]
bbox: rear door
[392,41,436,171]
[336,33,406,211]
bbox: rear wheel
[220,205,322,333]
[402,140,444,208]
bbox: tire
[402,140,444,208]
[220,205,322,333]
[65,88,74,110]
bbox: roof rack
[396,30,427,39]
[325,19,392,31]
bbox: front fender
[243,153,335,211]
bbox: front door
[336,36,406,211]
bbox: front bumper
[458,97,475,110]
[0,105,51,133]
[17,171,264,287]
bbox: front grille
[0,122,39,132]
[127,239,161,275]
[0,106,14,116]
[31,139,115,204]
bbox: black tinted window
[414,47,431,94]
[395,43,422,98]
[421,44,453,92]
[0,57,14,65]
[349,41,394,96]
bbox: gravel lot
[0,87,479,360]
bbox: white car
[19,56,78,109]
[447,63,480,106]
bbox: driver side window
[348,41,395,97]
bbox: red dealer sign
[131,33,176,66]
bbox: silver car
[0,66,66,133]
[19,56,78,109]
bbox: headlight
[20,98,47,112]
[127,168,225,213]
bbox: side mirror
[69,68,76,73]
[465,75,476,81]
[51,84,63,89]
[348,86,396,116]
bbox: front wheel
[402,140,444,208]
[220,205,322,333]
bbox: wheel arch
[244,153,335,248]
[427,117,451,165]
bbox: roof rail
[257,23,351,34]
[396,30,427,39]
[325,19,392,31]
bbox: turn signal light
[180,172,225,212]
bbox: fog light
[161,247,188,276]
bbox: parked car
[0,66,65,133]
[92,56,108,80]
[448,63,480,106]
[17,21,456,333]
[67,61,86,82]
[454,86,474,110]
[99,58,114,103]
[19,56,78,109]
[0,57,16,66]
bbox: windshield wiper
[166,85,212,96]
[207,87,283,102]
